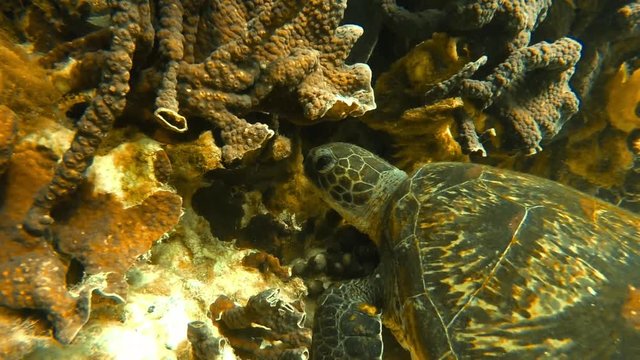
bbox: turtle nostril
[315,154,336,173]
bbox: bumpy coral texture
[446,0,553,51]
[455,37,582,154]
[376,0,582,155]
[0,141,92,344]
[210,288,310,359]
[23,0,148,237]
[0,133,182,344]
[1,0,374,346]
[177,0,375,162]
[0,35,182,343]
[22,0,375,241]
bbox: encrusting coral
[362,34,483,170]
[0,129,183,343]
[1,0,637,358]
[0,24,181,344]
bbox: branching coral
[361,1,584,157]
[363,34,487,169]
[429,37,582,154]
[0,0,375,346]
[0,139,93,344]
[0,132,182,343]
[176,0,375,162]
[22,0,375,240]
[23,0,148,237]
[446,0,553,52]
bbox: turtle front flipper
[312,276,383,360]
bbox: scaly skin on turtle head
[304,143,408,244]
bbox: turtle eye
[315,154,336,173]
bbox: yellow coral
[556,63,639,189]
[564,128,633,189]
[607,63,640,133]
[0,30,62,130]
[363,33,475,171]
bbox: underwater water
[0,0,638,359]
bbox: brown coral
[187,320,228,360]
[0,239,92,345]
[446,0,553,51]
[55,190,182,299]
[154,0,187,132]
[242,251,291,281]
[177,0,375,162]
[362,34,480,170]
[0,140,90,344]
[433,37,582,154]
[21,0,375,241]
[23,0,149,237]
[210,288,310,360]
[0,130,181,343]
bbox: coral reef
[187,320,228,360]
[355,1,640,211]
[0,0,638,359]
[437,37,581,154]
[445,0,553,52]
[362,34,481,170]
[498,47,640,208]
[0,129,182,343]
[365,1,584,158]
[0,22,181,345]
[177,0,375,162]
[210,288,310,359]
[54,137,183,300]
[22,0,376,240]
[242,251,291,281]
[1,0,370,353]
[22,0,149,237]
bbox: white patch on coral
[22,121,74,157]
[41,225,304,359]
[98,326,165,360]
[2,202,304,360]
[87,137,168,207]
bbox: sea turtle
[303,142,640,359]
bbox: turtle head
[304,143,408,244]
